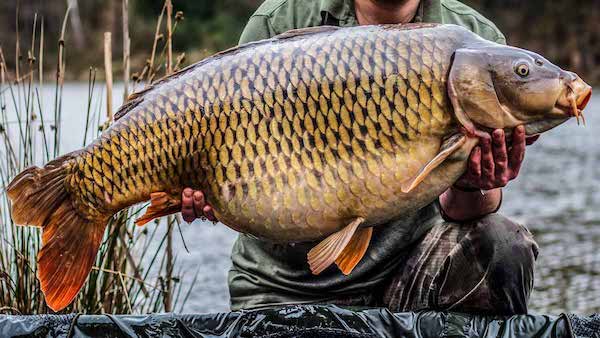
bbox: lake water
[2,83,599,314]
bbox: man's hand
[181,188,217,223]
[455,125,537,190]
[440,125,538,221]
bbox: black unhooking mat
[0,305,598,338]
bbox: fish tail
[7,152,108,312]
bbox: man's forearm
[439,187,502,221]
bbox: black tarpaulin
[0,305,598,338]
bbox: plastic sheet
[0,305,597,338]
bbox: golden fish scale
[66,25,466,241]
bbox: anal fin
[401,134,467,193]
[335,227,373,275]
[135,192,181,226]
[307,217,367,275]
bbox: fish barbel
[7,23,592,311]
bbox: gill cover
[448,48,522,135]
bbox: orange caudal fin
[7,153,78,227]
[38,215,107,311]
[6,153,109,311]
[134,192,182,226]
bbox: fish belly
[212,134,475,242]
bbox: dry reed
[0,0,195,314]
[104,32,113,122]
[122,0,130,100]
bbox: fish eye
[515,63,530,77]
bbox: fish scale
[65,24,462,241]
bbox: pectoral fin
[307,217,368,275]
[135,192,181,226]
[401,134,467,193]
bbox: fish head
[448,45,592,136]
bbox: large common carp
[7,24,592,311]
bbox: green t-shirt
[229,0,505,311]
[239,0,505,45]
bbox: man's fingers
[492,129,508,163]
[193,190,218,222]
[509,125,526,179]
[492,129,509,186]
[192,190,205,219]
[203,205,217,222]
[454,146,481,189]
[181,188,196,223]
[479,134,495,188]
[468,146,482,178]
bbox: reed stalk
[53,7,70,157]
[104,32,113,122]
[15,4,20,83]
[147,3,166,84]
[0,0,195,315]
[122,0,131,100]
[163,0,174,313]
[166,0,173,75]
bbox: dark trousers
[229,214,539,315]
[381,214,538,315]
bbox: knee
[431,214,539,314]
[471,214,538,289]
[474,214,539,262]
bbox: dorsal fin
[113,23,431,122]
[274,26,341,39]
[114,94,145,121]
[383,22,440,30]
[114,27,339,122]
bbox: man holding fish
[9,0,591,313]
[181,0,541,314]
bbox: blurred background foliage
[0,0,598,83]
[0,0,260,80]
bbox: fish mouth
[554,79,592,125]
[525,79,591,136]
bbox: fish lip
[553,86,591,118]
[577,87,592,110]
